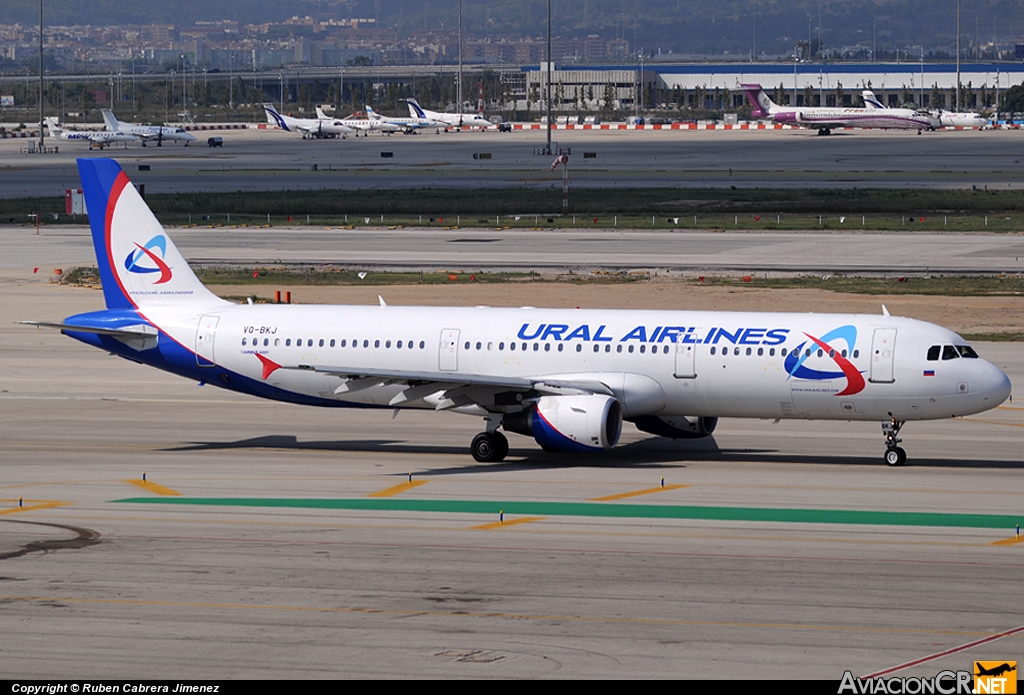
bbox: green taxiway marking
[112,497,1021,530]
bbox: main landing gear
[882,417,906,466]
[471,431,509,463]
[816,127,832,136]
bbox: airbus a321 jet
[101,109,197,146]
[741,83,935,135]
[25,160,1012,465]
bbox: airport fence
[140,211,1024,233]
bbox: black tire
[884,447,907,467]
[471,432,500,463]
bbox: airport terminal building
[520,62,1024,111]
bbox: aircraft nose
[982,365,1012,407]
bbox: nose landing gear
[882,417,906,466]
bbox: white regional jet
[101,109,197,146]
[861,91,988,129]
[741,84,935,135]
[26,159,1012,466]
[263,103,355,139]
[404,98,493,130]
[313,106,399,135]
[44,118,137,149]
[364,105,440,134]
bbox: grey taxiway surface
[3,281,1023,679]
[4,125,1024,198]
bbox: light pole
[38,0,43,152]
[546,0,552,155]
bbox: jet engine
[503,394,622,452]
[630,415,718,439]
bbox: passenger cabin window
[927,345,941,361]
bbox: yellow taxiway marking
[990,535,1024,546]
[996,405,1024,411]
[0,500,70,515]
[125,480,182,496]
[471,517,545,530]
[368,480,429,498]
[590,484,690,502]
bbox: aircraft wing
[272,360,614,408]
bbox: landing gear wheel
[884,447,907,467]
[471,431,508,463]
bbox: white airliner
[364,105,440,134]
[44,118,137,149]
[262,103,355,139]
[861,91,988,129]
[101,109,197,146]
[313,106,398,136]
[741,84,935,135]
[404,98,493,130]
[26,159,1012,466]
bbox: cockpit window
[927,345,940,361]
[941,345,960,360]
[956,345,979,359]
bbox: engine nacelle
[503,394,622,452]
[630,415,718,440]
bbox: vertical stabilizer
[862,90,885,109]
[404,98,427,119]
[262,103,290,131]
[100,108,120,131]
[77,158,226,310]
[739,84,775,118]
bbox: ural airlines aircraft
[44,118,137,149]
[27,159,1012,466]
[101,109,197,146]
[262,103,355,139]
[861,91,988,129]
[404,98,493,130]
[741,84,935,135]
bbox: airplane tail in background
[739,84,776,118]
[364,105,381,120]
[315,106,329,119]
[262,103,290,131]
[862,90,885,109]
[44,117,63,137]
[404,98,427,119]
[100,108,120,131]
[77,158,226,311]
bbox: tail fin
[44,117,63,137]
[861,90,885,109]
[100,108,120,131]
[404,98,427,119]
[739,84,775,118]
[315,105,329,119]
[77,158,226,310]
[263,102,290,131]
[364,105,380,120]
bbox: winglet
[255,353,281,379]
